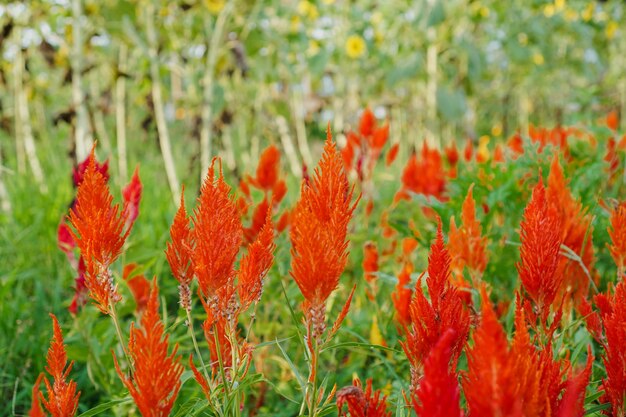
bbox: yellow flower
[307,40,320,56]
[518,32,528,46]
[532,52,545,66]
[322,0,335,4]
[606,20,618,40]
[564,9,578,22]
[555,0,565,11]
[370,316,384,346]
[345,35,366,59]
[581,3,594,22]
[298,1,318,20]
[479,6,490,18]
[478,136,491,161]
[544,4,555,18]
[204,0,224,14]
[371,11,383,25]
[491,123,503,137]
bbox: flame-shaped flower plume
[608,202,626,277]
[165,187,194,311]
[290,127,357,339]
[41,314,80,417]
[412,329,464,417]
[517,176,563,320]
[114,278,184,417]
[68,147,132,314]
[401,221,470,389]
[336,378,391,417]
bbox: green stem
[109,301,134,372]
[213,325,231,397]
[187,308,212,390]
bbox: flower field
[2,1,626,417]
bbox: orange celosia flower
[336,378,391,417]
[165,187,194,310]
[290,127,358,339]
[29,373,45,417]
[237,209,276,312]
[608,202,626,276]
[557,351,593,417]
[362,241,378,283]
[123,263,150,312]
[412,329,464,417]
[192,159,243,297]
[463,138,473,162]
[401,221,470,389]
[493,144,505,162]
[244,197,270,243]
[394,144,447,203]
[114,278,184,417]
[385,143,399,166]
[546,155,595,308]
[448,184,488,282]
[508,133,524,156]
[252,145,281,191]
[607,110,619,131]
[605,137,620,183]
[595,281,626,416]
[41,314,80,417]
[517,177,563,320]
[360,107,376,137]
[342,108,390,181]
[68,148,132,314]
[445,143,459,166]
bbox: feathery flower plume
[546,155,595,308]
[385,143,399,166]
[608,202,626,277]
[251,145,281,191]
[401,221,470,389]
[394,144,446,203]
[336,378,391,417]
[114,278,183,417]
[557,350,593,417]
[290,126,358,340]
[29,373,45,417]
[123,263,150,313]
[191,159,242,298]
[412,329,464,417]
[41,314,80,417]
[448,184,488,282]
[67,147,132,314]
[517,176,563,321]
[362,242,379,284]
[595,280,626,416]
[123,167,143,226]
[165,187,194,311]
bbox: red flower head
[114,278,184,417]
[607,110,619,131]
[41,314,81,417]
[412,329,464,417]
[362,241,379,284]
[517,176,563,321]
[68,147,132,314]
[395,144,446,203]
[29,373,45,417]
[122,167,143,226]
[165,187,194,310]
[608,202,626,275]
[401,221,470,389]
[72,155,109,187]
[337,378,391,417]
[192,159,243,298]
[252,145,281,191]
[290,126,357,339]
[385,143,400,166]
[123,263,150,313]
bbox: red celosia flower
[448,184,488,282]
[508,133,524,156]
[595,281,626,416]
[336,378,391,417]
[463,138,473,162]
[290,127,358,339]
[608,202,626,276]
[392,263,413,327]
[493,144,505,162]
[362,242,378,283]
[122,167,143,226]
[517,176,563,320]
[360,108,376,137]
[557,350,593,417]
[68,148,132,314]
[394,144,447,203]
[244,198,270,243]
[237,209,276,312]
[41,314,80,417]
[272,179,288,204]
[57,222,76,266]
[444,143,459,166]
[412,329,463,417]
[607,110,619,131]
[29,373,45,417]
[252,145,281,191]
[114,278,184,417]
[401,221,470,389]
[72,155,109,187]
[342,108,390,181]
[165,188,194,310]
[123,263,150,313]
[605,137,620,183]
[192,159,243,297]
[385,143,399,166]
[276,210,291,232]
[546,155,595,308]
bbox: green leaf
[76,398,132,417]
